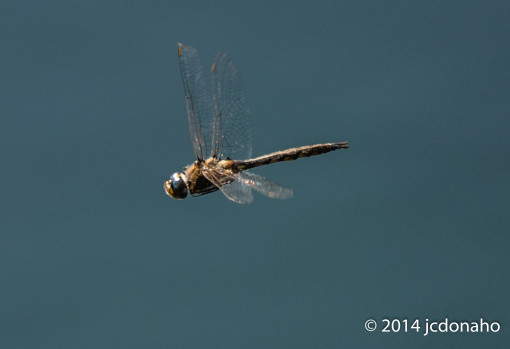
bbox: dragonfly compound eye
[165,43,349,203]
[165,172,188,199]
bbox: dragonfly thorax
[164,172,188,199]
[164,43,349,203]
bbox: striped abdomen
[234,142,348,171]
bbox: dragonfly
[164,43,349,204]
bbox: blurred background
[1,0,509,348]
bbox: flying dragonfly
[164,43,349,204]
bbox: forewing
[210,51,252,160]
[202,166,292,203]
[178,43,213,160]
[202,167,254,204]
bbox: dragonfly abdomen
[234,142,348,170]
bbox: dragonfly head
[164,172,188,199]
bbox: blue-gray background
[1,1,509,348]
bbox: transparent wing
[235,171,293,200]
[178,43,213,160]
[202,167,254,204]
[210,51,252,160]
[202,167,293,204]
